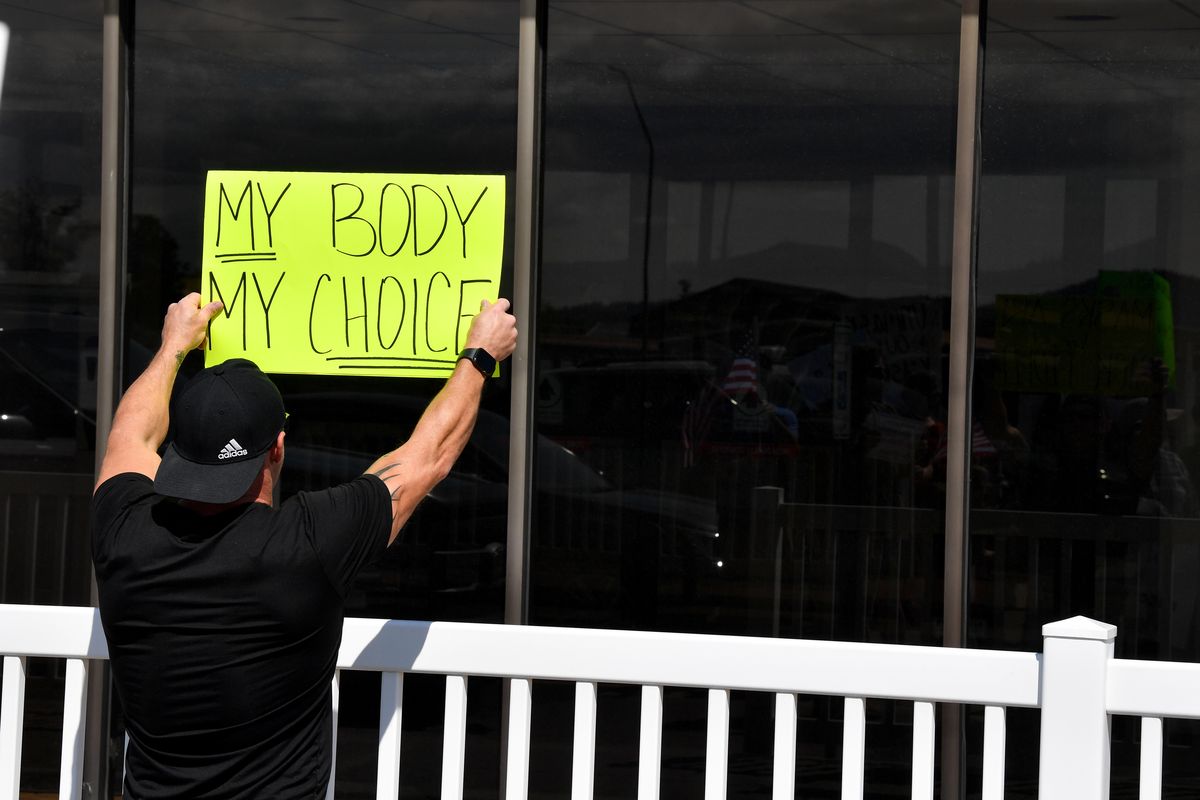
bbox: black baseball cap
[154,358,287,504]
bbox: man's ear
[270,431,286,463]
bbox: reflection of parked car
[279,392,720,627]
[0,318,98,472]
[537,361,714,430]
[536,361,720,488]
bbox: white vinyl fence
[1,605,1198,800]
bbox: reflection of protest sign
[1096,270,1175,386]
[202,170,505,377]
[844,299,944,388]
[995,273,1175,396]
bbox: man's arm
[365,298,518,545]
[94,293,223,491]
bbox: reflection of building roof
[541,266,952,366]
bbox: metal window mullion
[87,1,132,798]
[941,1,986,800]
[506,0,545,628]
[95,2,130,481]
[503,3,546,799]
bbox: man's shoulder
[288,474,390,511]
[92,472,157,515]
[91,473,163,564]
[94,471,154,493]
[283,475,393,594]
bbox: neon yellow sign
[201,170,505,377]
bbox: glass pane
[537,1,958,795]
[976,2,1200,792]
[129,3,517,796]
[0,0,102,792]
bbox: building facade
[4,0,1200,796]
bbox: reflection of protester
[680,329,797,464]
[722,330,798,438]
[1024,395,1109,513]
[916,381,1028,509]
[973,384,1029,507]
[1021,359,1196,518]
[91,293,516,798]
[1105,360,1197,518]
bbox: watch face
[475,350,496,376]
[462,348,495,376]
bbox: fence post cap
[1041,616,1117,642]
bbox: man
[91,291,517,798]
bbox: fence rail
[2,604,1199,799]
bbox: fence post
[1038,616,1116,800]
[750,486,785,638]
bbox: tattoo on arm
[174,350,186,370]
[370,462,405,510]
[371,462,403,481]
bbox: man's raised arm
[365,298,518,545]
[95,293,223,491]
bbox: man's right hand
[465,298,518,362]
[97,293,224,490]
[161,292,224,357]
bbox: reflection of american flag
[722,332,760,398]
[933,420,998,463]
[681,382,720,466]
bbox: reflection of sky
[7,0,1200,309]
[0,2,102,281]
[130,0,520,281]
[540,0,1200,308]
[540,171,948,305]
[0,2,100,113]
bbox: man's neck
[179,497,266,515]
[178,469,275,513]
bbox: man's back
[88,293,515,796]
[92,472,390,799]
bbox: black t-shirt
[91,473,392,800]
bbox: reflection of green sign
[995,272,1175,396]
[1097,270,1175,385]
[202,170,505,378]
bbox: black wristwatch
[458,347,496,378]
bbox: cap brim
[154,443,269,504]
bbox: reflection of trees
[0,181,84,272]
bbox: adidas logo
[217,438,249,460]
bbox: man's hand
[366,298,518,544]
[95,293,224,491]
[465,298,518,362]
[162,292,224,359]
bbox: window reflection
[131,0,517,612]
[129,3,517,797]
[976,3,1200,793]
[539,0,956,629]
[0,2,100,480]
[0,0,100,609]
[538,1,957,796]
[0,1,102,793]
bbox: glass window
[975,2,1200,792]
[0,0,102,792]
[128,3,517,796]
[536,1,959,795]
